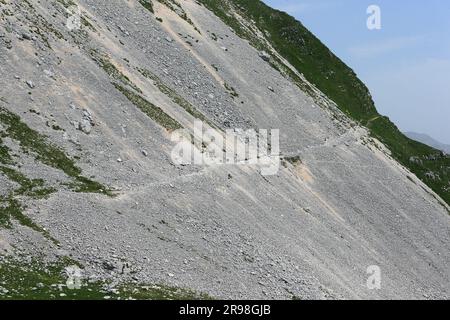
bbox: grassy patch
[0,164,56,241]
[0,106,110,196]
[0,138,12,165]
[0,166,55,199]
[0,258,106,300]
[156,0,201,34]
[114,83,182,131]
[137,67,215,127]
[284,155,302,165]
[0,87,110,240]
[224,81,239,98]
[65,176,112,195]
[0,258,210,300]
[117,284,211,300]
[0,106,80,177]
[90,49,142,93]
[138,0,154,13]
[56,0,76,8]
[0,197,50,238]
[0,197,20,229]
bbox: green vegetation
[137,67,216,128]
[0,166,55,200]
[90,51,185,131]
[0,197,54,241]
[55,0,76,8]
[0,138,12,165]
[117,284,211,300]
[0,107,79,177]
[0,257,210,300]
[138,0,154,13]
[0,106,110,195]
[198,0,450,206]
[155,0,201,34]
[224,81,239,98]
[114,83,182,131]
[0,104,111,237]
[0,104,198,299]
[90,49,142,94]
[0,159,56,240]
[368,117,449,205]
[55,0,97,33]
[284,155,302,165]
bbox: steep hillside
[199,0,450,205]
[0,0,449,300]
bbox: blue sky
[262,0,450,144]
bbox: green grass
[0,138,12,164]
[224,81,239,98]
[138,0,154,13]
[0,104,111,236]
[55,0,76,8]
[156,0,201,34]
[0,166,55,199]
[367,117,449,205]
[284,155,302,165]
[114,83,182,131]
[0,164,57,241]
[0,106,80,177]
[66,176,112,195]
[137,67,216,127]
[198,0,450,207]
[0,106,110,195]
[0,257,210,300]
[0,197,53,239]
[0,197,22,229]
[90,49,142,94]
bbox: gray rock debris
[80,119,92,134]
[71,109,95,134]
[26,80,35,89]
[259,51,271,62]
[1,0,449,301]
[21,33,32,40]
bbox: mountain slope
[0,0,449,300]
[198,0,450,206]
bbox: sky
[262,0,450,144]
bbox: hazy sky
[262,0,450,144]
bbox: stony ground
[0,0,449,299]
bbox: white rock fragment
[26,80,35,89]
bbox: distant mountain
[405,132,450,154]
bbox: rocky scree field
[0,0,449,300]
